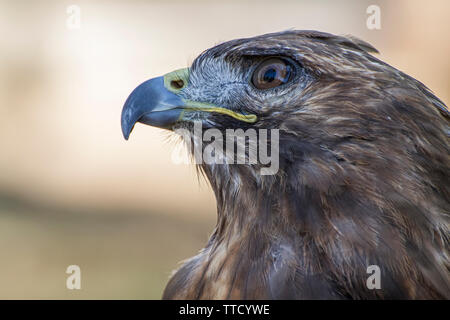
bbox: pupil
[263,68,276,82]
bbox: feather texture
[160,31,449,299]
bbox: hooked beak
[121,76,184,140]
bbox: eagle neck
[202,164,280,239]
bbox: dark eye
[251,58,293,90]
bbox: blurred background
[0,0,448,299]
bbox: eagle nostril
[170,79,185,90]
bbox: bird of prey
[121,30,449,299]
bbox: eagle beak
[121,76,185,140]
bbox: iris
[252,58,293,89]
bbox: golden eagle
[121,31,449,299]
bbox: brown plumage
[122,31,450,299]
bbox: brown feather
[162,31,449,300]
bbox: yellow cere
[164,68,190,93]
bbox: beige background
[0,0,448,299]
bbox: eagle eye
[251,58,292,90]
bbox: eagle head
[121,31,449,299]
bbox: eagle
[121,31,449,299]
